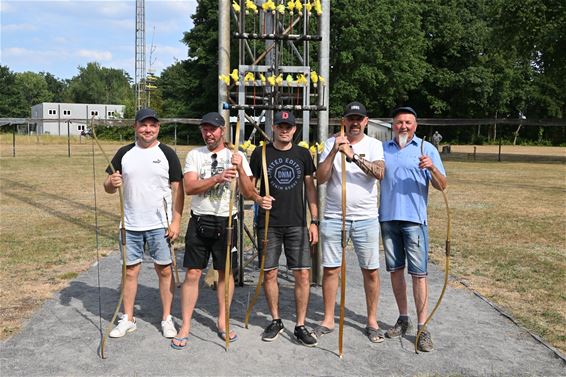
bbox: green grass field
[1,136,565,354]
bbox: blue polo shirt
[379,136,446,225]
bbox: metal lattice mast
[135,0,146,110]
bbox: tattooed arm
[352,155,385,180]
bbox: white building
[30,103,125,136]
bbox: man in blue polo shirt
[379,106,447,352]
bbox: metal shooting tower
[220,0,329,144]
[218,0,330,285]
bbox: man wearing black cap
[104,108,185,340]
[172,112,255,349]
[249,111,319,347]
[315,101,386,344]
[379,106,447,352]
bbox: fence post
[12,124,16,157]
[498,138,502,162]
[67,121,71,158]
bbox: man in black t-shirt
[249,111,319,347]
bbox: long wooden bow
[223,120,241,350]
[91,119,127,359]
[163,197,181,287]
[415,137,452,353]
[338,120,347,358]
[244,142,270,328]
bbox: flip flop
[170,336,189,350]
[365,327,385,343]
[218,330,238,343]
[314,325,334,338]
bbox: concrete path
[1,247,565,376]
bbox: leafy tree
[13,72,53,116]
[65,62,135,117]
[330,0,426,117]
[0,65,21,117]
[40,72,68,103]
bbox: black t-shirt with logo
[250,143,316,228]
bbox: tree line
[1,0,564,145]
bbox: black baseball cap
[344,101,367,117]
[391,106,417,118]
[273,111,296,126]
[200,112,225,127]
[135,108,159,122]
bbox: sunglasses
[211,153,218,170]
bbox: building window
[78,125,85,131]
[48,109,57,115]
[90,110,99,116]
[108,111,115,116]
[63,110,71,115]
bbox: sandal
[171,336,189,350]
[217,330,238,343]
[365,327,385,343]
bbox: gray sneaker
[385,317,412,338]
[417,329,434,352]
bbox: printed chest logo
[153,158,161,164]
[268,157,302,191]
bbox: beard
[398,133,409,148]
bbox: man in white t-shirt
[104,108,185,340]
[171,112,255,349]
[314,102,386,344]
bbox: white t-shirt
[184,146,252,217]
[110,142,183,231]
[320,135,384,220]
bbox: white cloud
[78,49,113,61]
[3,47,33,57]
[154,0,197,14]
[0,1,15,13]
[2,23,37,32]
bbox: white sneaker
[109,314,137,338]
[161,315,176,338]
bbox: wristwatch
[310,219,320,226]
[352,153,361,163]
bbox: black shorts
[259,226,311,271]
[184,214,238,271]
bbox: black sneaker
[385,317,412,338]
[294,325,318,347]
[262,319,284,342]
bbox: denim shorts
[380,221,428,276]
[119,228,172,266]
[260,226,311,271]
[320,217,380,270]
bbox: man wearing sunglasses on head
[171,112,255,349]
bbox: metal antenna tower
[135,0,146,110]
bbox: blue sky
[1,0,197,80]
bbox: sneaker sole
[261,328,284,342]
[109,326,136,338]
[385,332,403,339]
[296,338,318,347]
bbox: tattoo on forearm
[355,158,384,180]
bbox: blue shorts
[119,228,172,266]
[320,217,380,270]
[380,221,428,276]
